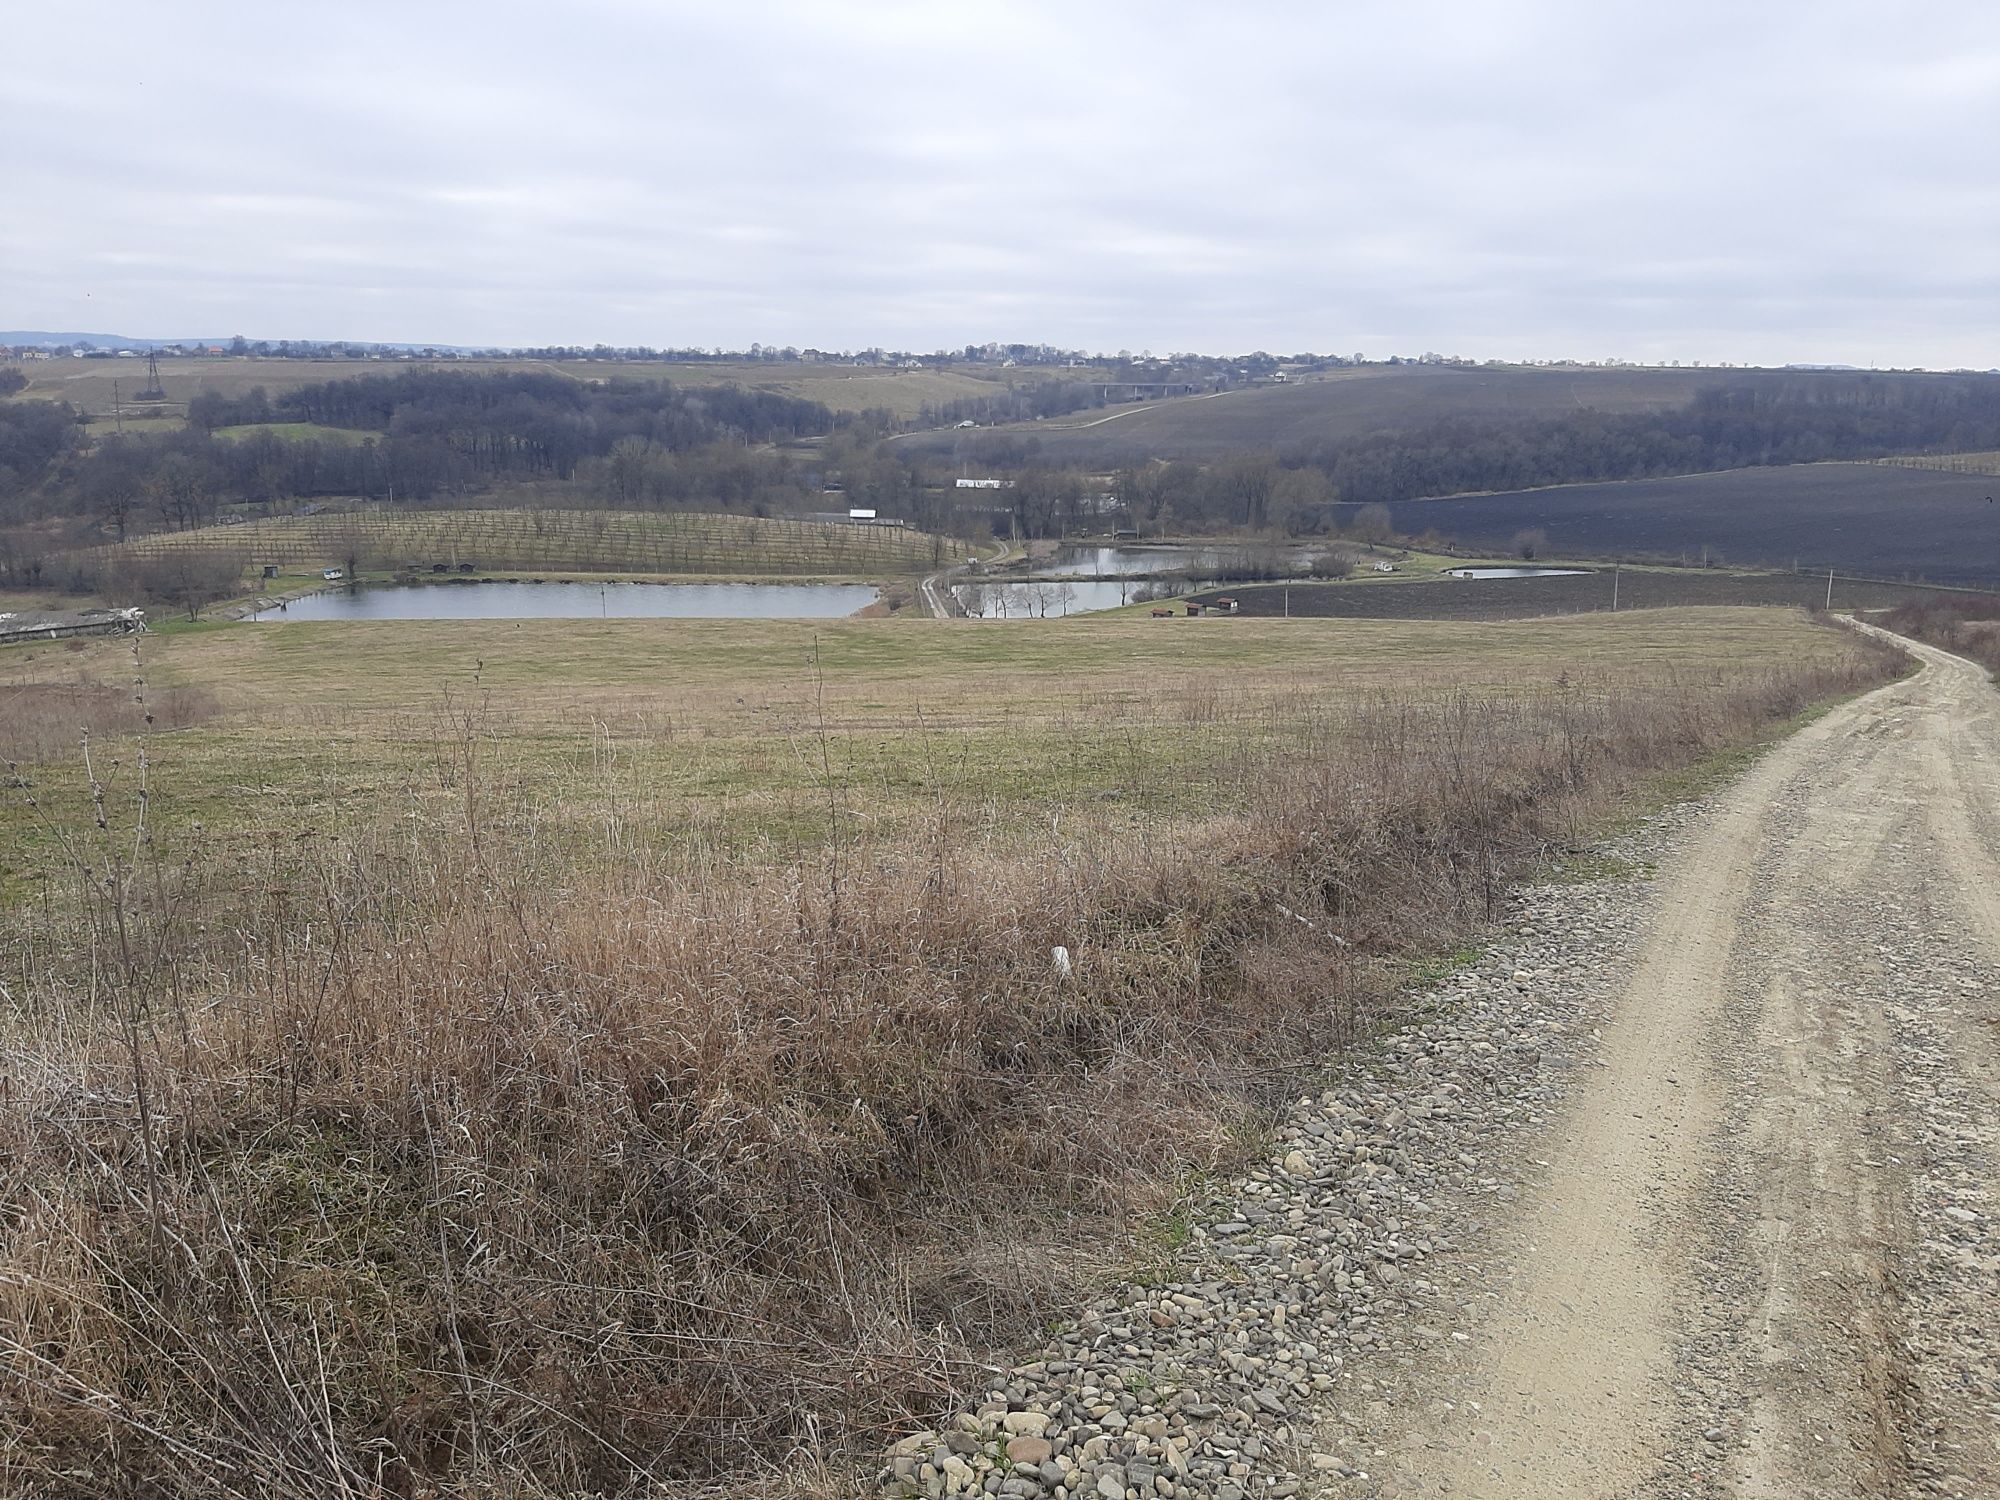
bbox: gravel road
[880,630,1998,1500]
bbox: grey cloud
[4,0,1997,364]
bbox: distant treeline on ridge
[1297,374,2000,506]
[0,372,858,537]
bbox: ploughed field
[1396,462,2000,584]
[1193,568,1970,620]
[897,365,1846,462]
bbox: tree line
[1293,374,2000,506]
[1,373,849,534]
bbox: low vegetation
[1876,594,2000,676]
[0,608,1903,1496]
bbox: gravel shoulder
[879,631,1999,1500]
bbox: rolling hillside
[1393,463,2000,585]
[894,364,1759,461]
[893,364,2000,465]
[6,356,1008,422]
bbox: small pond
[1043,544,1318,577]
[955,579,1163,617]
[1445,567,1594,580]
[254,581,880,621]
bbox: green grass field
[0,605,1877,899]
[211,421,376,445]
[0,593,1902,1495]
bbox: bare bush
[1511,527,1549,561]
[111,549,249,619]
[1877,594,2000,676]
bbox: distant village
[0,335,1781,376]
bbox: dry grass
[0,675,218,764]
[0,613,1906,1497]
[0,610,1870,883]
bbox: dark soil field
[1396,463,2000,586]
[897,365,1824,463]
[1190,569,1972,621]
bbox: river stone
[1005,1435,1053,1465]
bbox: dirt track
[1368,632,2000,1498]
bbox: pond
[1444,567,1595,580]
[253,581,881,621]
[954,579,1162,617]
[1042,543,1316,577]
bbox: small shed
[0,606,147,644]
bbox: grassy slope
[0,606,1871,891]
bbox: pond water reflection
[253,581,881,621]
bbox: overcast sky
[5,1,1998,365]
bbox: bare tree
[117,549,248,620]
[1512,527,1550,561]
[1348,503,1393,545]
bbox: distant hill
[0,331,481,352]
[0,331,206,350]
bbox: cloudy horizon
[6,1,1998,366]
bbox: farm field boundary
[1190,568,1987,621]
[1868,450,2000,477]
